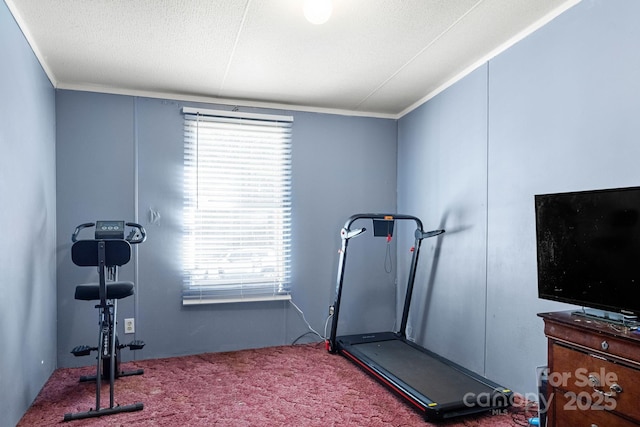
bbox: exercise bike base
[63,402,144,421]
[79,368,144,382]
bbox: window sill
[182,294,291,305]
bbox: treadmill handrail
[342,213,424,233]
[328,213,445,353]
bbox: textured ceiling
[6,0,579,118]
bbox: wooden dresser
[539,311,640,426]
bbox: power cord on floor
[291,331,320,345]
[289,300,332,345]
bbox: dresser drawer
[552,344,640,421]
[545,319,639,363]
[553,391,638,427]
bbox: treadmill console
[95,220,125,240]
[373,218,395,237]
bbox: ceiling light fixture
[303,0,333,25]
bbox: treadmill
[327,213,512,421]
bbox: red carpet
[18,343,534,426]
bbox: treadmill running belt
[353,339,496,405]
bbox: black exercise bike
[64,221,146,421]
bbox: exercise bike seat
[72,239,135,301]
[75,282,134,301]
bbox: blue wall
[398,0,640,397]
[397,65,489,375]
[0,2,56,426]
[55,93,398,367]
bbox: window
[182,107,292,304]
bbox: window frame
[181,107,293,305]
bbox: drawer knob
[610,383,623,394]
[601,340,609,350]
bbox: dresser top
[538,311,640,343]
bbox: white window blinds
[182,108,293,304]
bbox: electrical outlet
[124,318,135,334]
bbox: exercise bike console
[95,220,125,239]
[72,220,146,243]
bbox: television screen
[535,186,640,317]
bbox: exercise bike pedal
[71,345,96,357]
[127,340,145,350]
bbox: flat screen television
[535,186,640,319]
